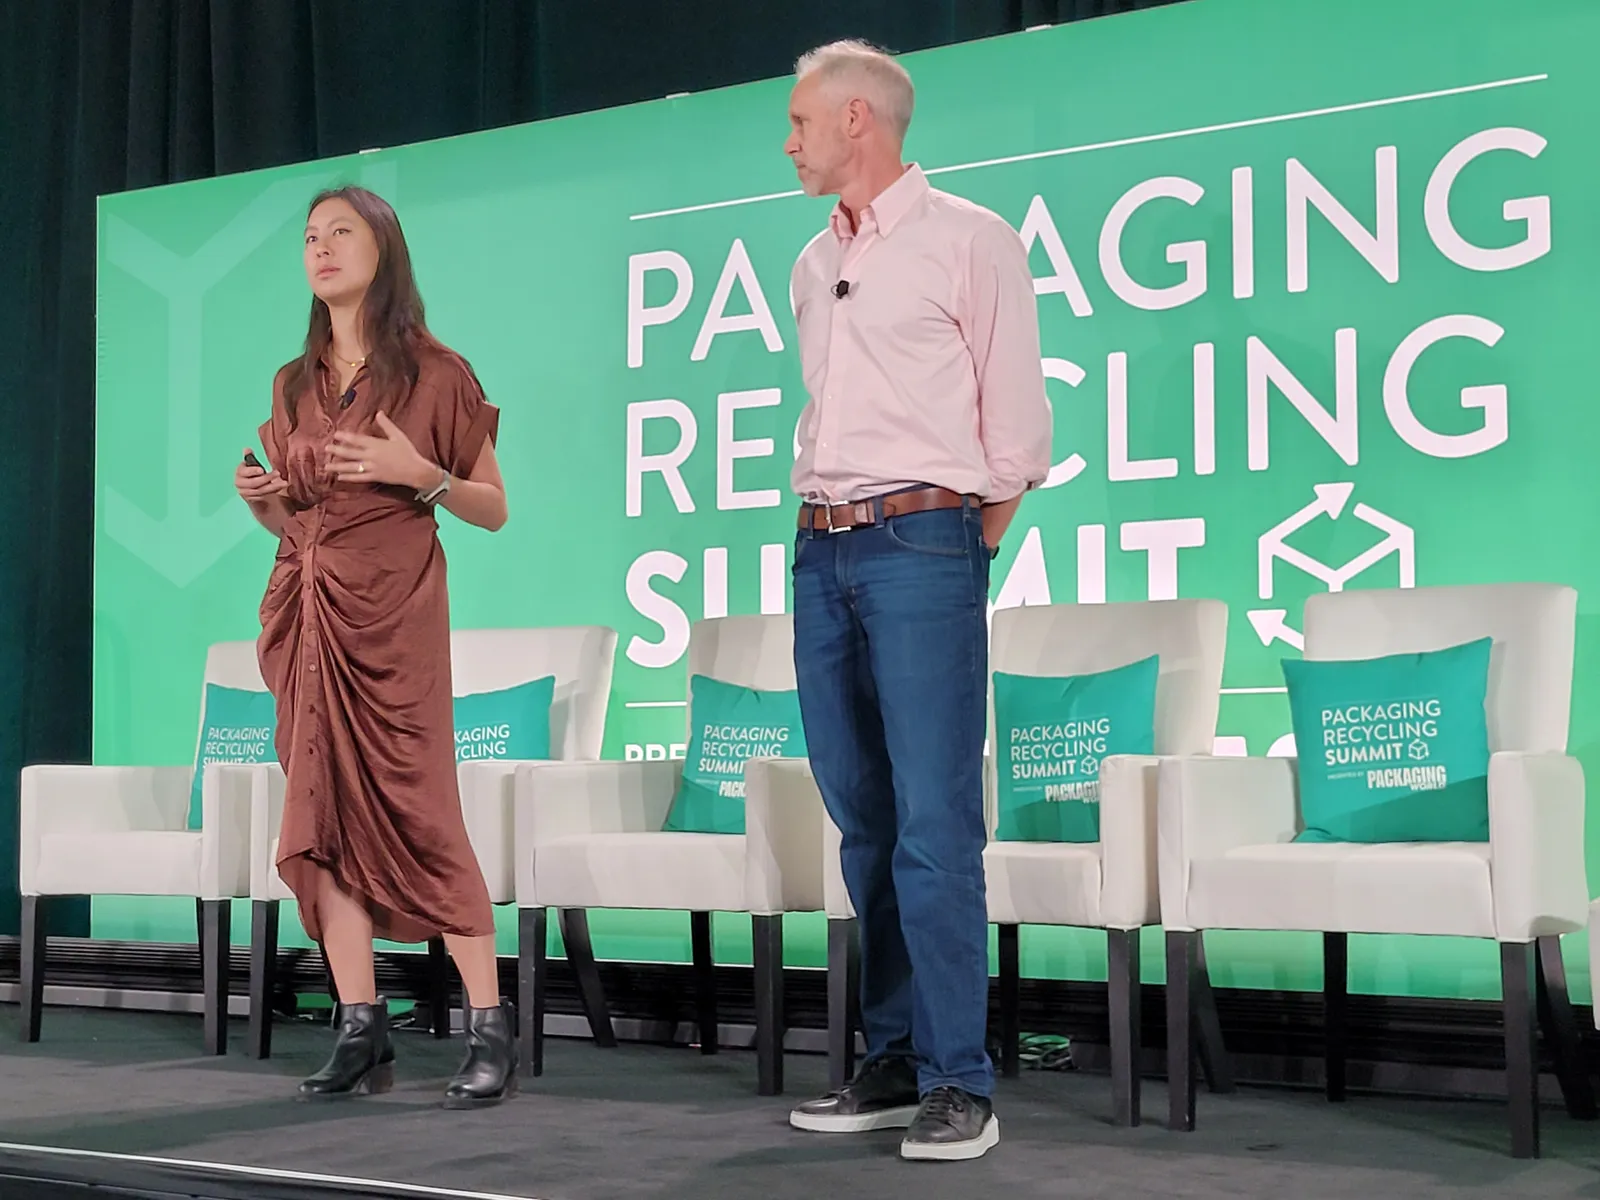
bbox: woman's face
[304,197,379,307]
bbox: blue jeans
[792,500,994,1098]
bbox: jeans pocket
[883,510,971,558]
[792,529,813,574]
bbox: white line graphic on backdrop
[1249,482,1415,650]
[1246,610,1306,652]
[630,72,1548,221]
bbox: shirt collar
[828,163,928,242]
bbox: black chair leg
[559,908,616,1047]
[200,899,231,1056]
[826,917,859,1088]
[690,911,718,1054]
[1108,926,1142,1127]
[1166,930,1197,1132]
[1535,935,1597,1121]
[427,936,452,1038]
[1193,933,1234,1094]
[518,907,547,1078]
[1325,931,1348,1102]
[248,899,280,1060]
[20,895,45,1043]
[1502,940,1540,1159]
[752,914,784,1096]
[997,923,1021,1079]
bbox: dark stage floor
[0,1007,1598,1199]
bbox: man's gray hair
[795,40,915,142]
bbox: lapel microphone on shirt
[833,280,852,299]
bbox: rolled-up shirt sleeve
[962,218,1054,503]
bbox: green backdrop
[93,0,1600,1003]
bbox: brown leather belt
[797,486,975,533]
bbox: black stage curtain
[0,0,1181,934]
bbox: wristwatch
[416,467,452,506]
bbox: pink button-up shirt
[790,164,1052,506]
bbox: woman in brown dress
[233,186,515,1108]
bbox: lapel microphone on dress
[340,385,357,409]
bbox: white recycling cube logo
[1407,739,1431,761]
[1079,754,1100,777]
[1247,482,1416,651]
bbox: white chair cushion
[35,831,203,897]
[984,840,1103,927]
[1187,841,1495,937]
[536,832,747,912]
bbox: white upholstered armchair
[515,614,809,1094]
[983,598,1229,1126]
[1158,583,1594,1157]
[19,641,260,1054]
[819,599,1232,1127]
[242,624,617,1058]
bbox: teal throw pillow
[994,655,1160,843]
[1283,637,1493,843]
[190,684,278,829]
[453,675,556,763]
[664,675,808,834]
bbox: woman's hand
[327,412,436,489]
[235,450,289,504]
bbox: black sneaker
[789,1055,921,1133]
[900,1086,1000,1161]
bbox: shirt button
[307,663,318,673]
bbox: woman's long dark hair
[281,186,443,429]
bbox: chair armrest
[744,757,826,916]
[1098,754,1160,930]
[1489,751,1588,940]
[246,763,287,900]
[20,765,193,894]
[458,758,530,904]
[513,759,682,904]
[198,763,254,899]
[1157,755,1301,932]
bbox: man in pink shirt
[782,40,1052,1162]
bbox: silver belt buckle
[825,502,845,534]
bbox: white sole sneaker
[789,1103,921,1133]
[899,1114,1000,1161]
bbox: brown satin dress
[257,345,497,943]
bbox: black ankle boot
[443,1002,518,1109]
[298,1000,395,1102]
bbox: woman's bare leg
[443,933,501,1009]
[317,872,378,1005]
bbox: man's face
[784,73,850,198]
